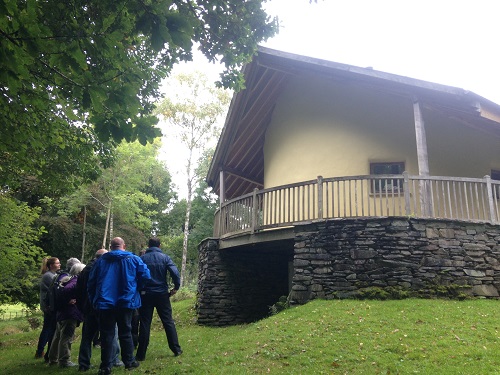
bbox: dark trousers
[97,308,135,370]
[78,312,99,369]
[79,312,120,369]
[36,311,56,358]
[137,292,181,359]
[131,309,139,348]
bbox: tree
[1,0,278,194]
[156,72,230,285]
[38,140,175,262]
[0,193,46,308]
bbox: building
[197,47,500,326]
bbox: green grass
[1,298,500,374]
[0,304,30,320]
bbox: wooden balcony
[214,173,500,238]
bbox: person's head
[148,237,161,248]
[66,257,81,271]
[42,257,61,274]
[110,237,125,251]
[70,263,86,276]
[95,249,108,259]
[139,249,146,256]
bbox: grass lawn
[0,304,30,321]
[1,298,499,374]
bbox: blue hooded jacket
[87,250,151,310]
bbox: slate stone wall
[197,239,291,326]
[290,218,500,303]
[198,218,500,326]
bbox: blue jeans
[36,311,56,357]
[79,312,121,369]
[97,308,134,370]
[137,292,181,359]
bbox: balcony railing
[214,173,500,238]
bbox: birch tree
[156,72,230,285]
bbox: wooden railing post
[251,188,259,233]
[217,208,223,237]
[403,172,411,216]
[485,175,497,224]
[317,176,323,219]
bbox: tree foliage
[0,194,46,308]
[0,0,277,193]
[38,140,175,263]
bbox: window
[370,162,405,193]
[491,170,500,199]
[491,170,500,181]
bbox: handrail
[214,173,500,238]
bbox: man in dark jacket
[136,237,182,361]
[88,237,150,375]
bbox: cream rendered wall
[264,75,417,188]
[263,75,500,189]
[424,110,500,177]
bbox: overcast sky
[263,0,500,104]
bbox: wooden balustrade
[214,173,500,238]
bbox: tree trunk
[180,150,194,286]
[181,194,192,286]
[81,205,87,261]
[102,201,112,249]
[108,206,114,249]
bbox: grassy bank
[1,298,499,374]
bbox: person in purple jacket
[47,262,85,367]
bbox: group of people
[35,237,183,375]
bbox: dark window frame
[491,170,500,199]
[370,162,405,193]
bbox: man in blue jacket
[136,237,182,361]
[88,237,151,375]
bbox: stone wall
[197,239,291,326]
[291,217,500,304]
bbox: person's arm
[165,256,181,291]
[87,264,98,305]
[136,257,151,288]
[40,273,54,311]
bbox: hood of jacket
[101,249,135,261]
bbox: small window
[491,170,500,181]
[491,170,500,199]
[370,162,405,193]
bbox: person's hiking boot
[113,360,124,367]
[125,361,140,370]
[135,355,145,361]
[60,361,77,368]
[97,367,112,375]
[34,351,45,359]
[174,350,183,357]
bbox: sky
[262,0,500,104]
[161,0,500,197]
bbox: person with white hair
[47,260,85,368]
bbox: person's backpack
[46,272,73,312]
